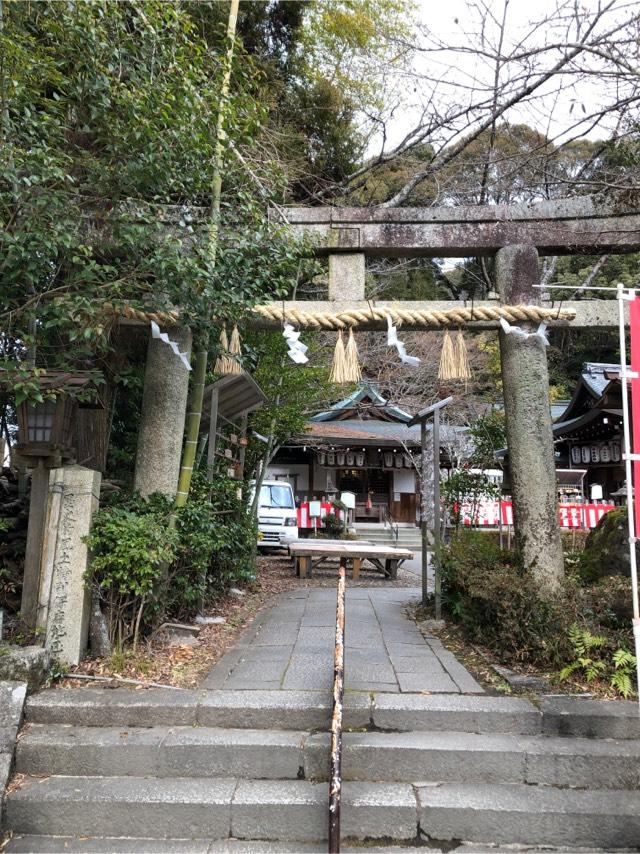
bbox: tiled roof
[310,381,411,423]
[300,419,468,446]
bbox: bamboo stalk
[173,0,240,508]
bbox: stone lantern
[2,370,102,630]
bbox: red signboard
[630,298,640,535]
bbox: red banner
[630,298,640,535]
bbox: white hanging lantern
[318,451,326,466]
[611,441,621,462]
[600,444,611,463]
[327,452,335,466]
[394,453,404,468]
[355,451,365,467]
[590,445,600,464]
[581,446,591,464]
[570,446,581,465]
[346,451,355,466]
[336,451,345,466]
[383,451,393,467]
[404,454,412,468]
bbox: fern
[610,648,637,699]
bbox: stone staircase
[4,687,640,851]
[355,523,423,549]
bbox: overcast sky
[375,0,634,153]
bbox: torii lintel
[270,197,640,257]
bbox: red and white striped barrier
[460,500,615,529]
[297,502,346,530]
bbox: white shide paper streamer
[499,317,549,346]
[150,321,192,371]
[386,315,421,367]
[283,323,309,364]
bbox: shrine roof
[310,381,411,423]
[301,419,467,447]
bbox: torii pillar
[497,245,564,593]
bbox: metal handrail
[383,509,399,545]
[329,557,346,853]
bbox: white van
[251,480,299,548]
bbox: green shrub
[167,473,257,618]
[441,530,577,666]
[86,474,257,650]
[85,494,179,650]
[323,511,345,539]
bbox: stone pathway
[203,587,483,694]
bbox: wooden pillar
[497,244,564,593]
[134,326,191,498]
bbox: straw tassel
[214,326,231,374]
[330,330,347,383]
[344,328,362,383]
[438,330,456,381]
[454,329,472,384]
[227,324,243,374]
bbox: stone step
[417,782,640,849]
[541,696,640,739]
[371,692,541,734]
[5,837,608,854]
[26,689,543,734]
[25,688,368,730]
[304,730,640,789]
[5,776,417,843]
[16,725,306,780]
[7,776,640,849]
[20,723,637,791]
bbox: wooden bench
[288,539,413,580]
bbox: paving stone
[346,681,399,693]
[223,658,290,684]
[282,655,332,690]
[372,693,541,734]
[26,689,199,727]
[197,690,331,730]
[346,663,396,683]
[304,731,524,783]
[390,655,446,673]
[541,696,640,739]
[222,679,283,691]
[202,648,246,688]
[427,648,484,694]
[416,782,640,848]
[521,734,640,789]
[397,672,459,693]
[344,631,385,649]
[345,648,391,666]
[6,776,236,839]
[254,624,300,645]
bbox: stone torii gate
[259,197,640,593]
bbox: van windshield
[259,484,294,509]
